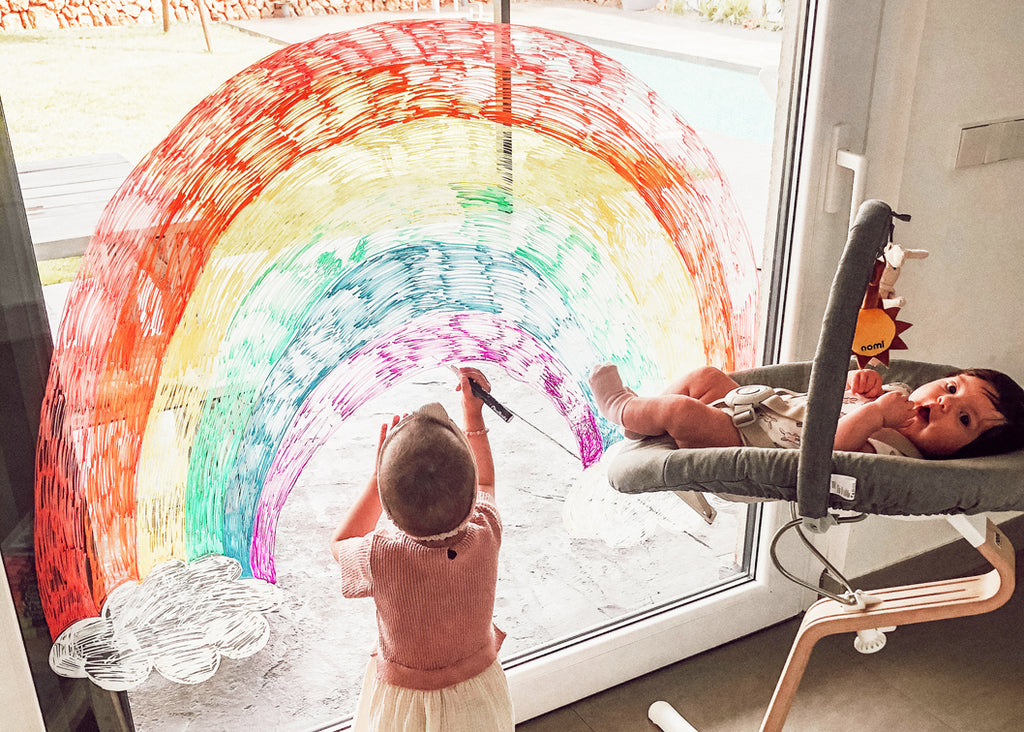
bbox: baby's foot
[588,363,643,439]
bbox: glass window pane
[125,7,779,726]
[4,3,790,729]
[1,97,135,732]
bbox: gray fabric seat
[607,200,1024,518]
[608,359,1024,516]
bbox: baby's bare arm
[834,391,915,453]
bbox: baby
[589,363,1024,459]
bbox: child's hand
[455,367,491,411]
[836,385,916,452]
[374,415,403,467]
[873,390,916,429]
[333,415,400,546]
[378,417,401,458]
[848,369,884,398]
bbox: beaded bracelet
[465,428,489,436]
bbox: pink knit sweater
[335,492,505,691]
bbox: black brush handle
[468,378,513,422]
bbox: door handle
[824,123,868,227]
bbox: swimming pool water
[588,42,775,144]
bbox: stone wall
[0,0,466,31]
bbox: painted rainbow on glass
[34,20,757,639]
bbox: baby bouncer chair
[607,200,1019,731]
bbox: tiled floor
[517,520,1024,732]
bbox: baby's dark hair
[949,368,1024,459]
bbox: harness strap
[714,385,807,449]
[717,383,919,456]
[678,385,798,524]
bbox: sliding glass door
[0,0,903,728]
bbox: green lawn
[1,21,283,283]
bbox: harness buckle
[724,385,776,429]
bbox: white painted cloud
[49,555,283,691]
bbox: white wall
[893,2,1024,373]
[840,0,1024,577]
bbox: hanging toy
[878,242,929,310]
[851,215,919,367]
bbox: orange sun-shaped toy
[852,259,912,367]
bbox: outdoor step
[17,152,132,261]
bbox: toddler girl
[330,367,514,731]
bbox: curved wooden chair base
[759,517,1015,731]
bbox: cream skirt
[350,656,514,732]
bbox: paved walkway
[228,0,779,256]
[229,0,782,72]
